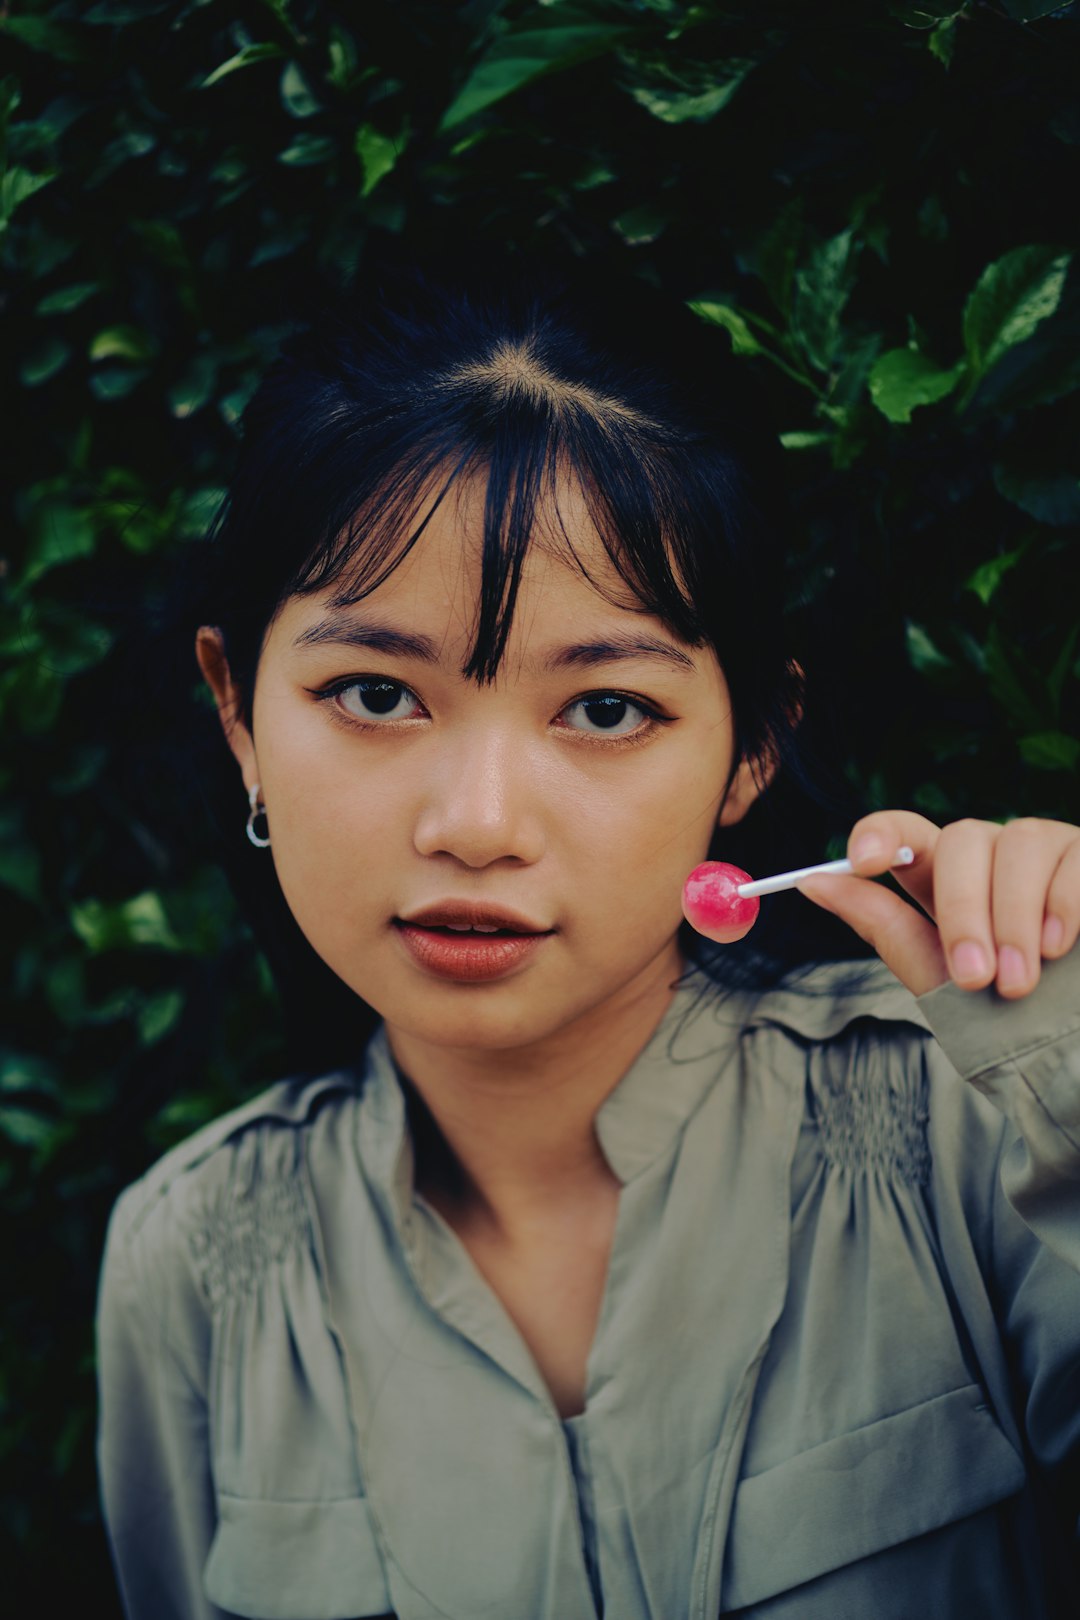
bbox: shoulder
[744,956,1009,1189]
[104,1069,361,1273]
[741,955,932,1043]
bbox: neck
[385,946,685,1244]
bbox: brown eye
[559,693,654,738]
[329,679,422,721]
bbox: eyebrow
[291,615,697,676]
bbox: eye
[557,693,657,738]
[330,678,422,722]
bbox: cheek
[574,754,728,919]
[255,712,405,925]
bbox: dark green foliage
[2,0,1078,1598]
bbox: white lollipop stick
[736,845,915,899]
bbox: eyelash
[309,677,672,749]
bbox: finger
[930,818,1000,990]
[797,873,949,996]
[1043,832,1080,959]
[991,819,1080,996]
[845,810,941,918]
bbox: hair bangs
[271,385,715,689]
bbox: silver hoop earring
[246,782,271,848]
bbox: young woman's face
[201,472,766,1054]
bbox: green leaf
[0,1104,65,1154]
[0,1053,61,1100]
[867,348,964,422]
[278,133,337,166]
[991,406,1080,524]
[327,26,360,92]
[355,123,401,197]
[176,486,227,541]
[792,229,859,373]
[779,431,832,450]
[89,324,158,363]
[983,622,1046,731]
[439,21,635,131]
[905,620,953,675]
[0,165,57,226]
[928,20,955,66]
[964,544,1027,606]
[0,74,19,171]
[89,365,150,400]
[0,660,63,733]
[37,612,114,675]
[201,43,286,89]
[752,198,803,319]
[612,203,668,245]
[628,61,750,123]
[35,281,100,315]
[168,353,219,418]
[993,460,1080,525]
[687,300,761,355]
[70,891,182,953]
[1018,731,1080,771]
[137,989,185,1046]
[0,16,91,62]
[279,60,321,118]
[85,130,156,189]
[1048,624,1080,714]
[0,815,42,905]
[971,325,1080,413]
[249,221,308,266]
[19,337,71,387]
[962,245,1072,382]
[19,501,96,589]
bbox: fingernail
[1042,915,1065,955]
[850,835,884,866]
[951,940,989,983]
[997,945,1027,992]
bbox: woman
[96,251,1080,1619]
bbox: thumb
[796,874,949,997]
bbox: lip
[397,901,552,933]
[394,922,552,982]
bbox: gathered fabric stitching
[809,1028,932,1186]
[187,1128,312,1310]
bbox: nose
[412,724,547,868]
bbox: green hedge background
[3,0,1079,1601]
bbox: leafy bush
[2,0,1078,1597]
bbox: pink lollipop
[682,846,915,944]
[682,862,759,944]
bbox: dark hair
[160,245,875,1076]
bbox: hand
[795,811,1080,999]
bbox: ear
[194,626,259,789]
[717,661,804,828]
[716,748,776,827]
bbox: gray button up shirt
[96,952,1080,1619]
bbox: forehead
[272,463,677,651]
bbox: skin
[796,812,1080,1000]
[196,464,1080,1414]
[196,473,761,1146]
[198,468,784,1414]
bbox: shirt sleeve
[915,946,1080,1549]
[95,1185,227,1620]
[916,944,1080,1272]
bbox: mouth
[395,902,553,935]
[392,915,554,981]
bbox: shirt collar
[355,955,930,1208]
